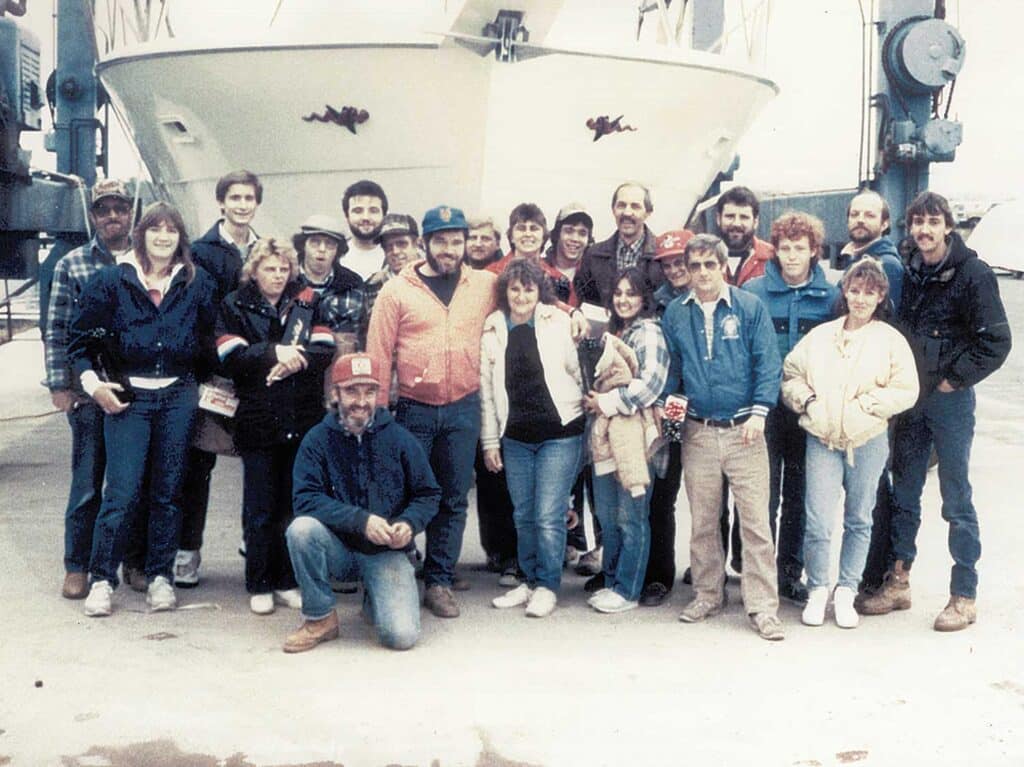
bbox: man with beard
[284,353,441,652]
[176,170,263,588]
[859,192,1010,632]
[574,182,663,307]
[840,190,904,312]
[366,205,497,618]
[341,179,388,281]
[45,180,136,599]
[716,186,774,287]
[466,217,504,269]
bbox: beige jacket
[781,317,919,459]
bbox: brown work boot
[933,595,977,632]
[282,611,340,653]
[62,572,88,600]
[424,585,460,618]
[857,560,911,615]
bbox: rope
[0,409,61,423]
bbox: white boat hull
[98,40,776,239]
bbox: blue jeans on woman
[89,380,197,587]
[803,432,890,590]
[287,516,420,650]
[592,470,653,602]
[502,435,583,592]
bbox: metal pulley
[883,16,966,95]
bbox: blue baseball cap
[421,205,468,236]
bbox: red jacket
[728,237,775,287]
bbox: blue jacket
[191,221,250,303]
[661,285,781,421]
[742,260,838,362]
[855,237,903,313]
[68,262,217,384]
[292,409,441,556]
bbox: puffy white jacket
[479,305,584,450]
[781,317,919,459]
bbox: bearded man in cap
[284,354,441,652]
[45,179,136,600]
[366,204,497,618]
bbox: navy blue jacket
[898,231,1011,396]
[68,262,217,384]
[855,237,904,313]
[661,285,782,421]
[743,260,838,362]
[191,221,250,303]
[292,409,441,556]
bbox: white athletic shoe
[146,575,177,612]
[84,580,113,617]
[492,583,533,609]
[525,587,557,618]
[250,593,275,615]
[833,586,860,629]
[273,588,303,609]
[802,586,829,626]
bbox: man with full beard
[840,189,904,312]
[367,205,497,619]
[715,186,774,287]
[341,179,388,281]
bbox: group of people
[43,171,1012,652]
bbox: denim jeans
[682,421,779,614]
[239,443,300,594]
[803,432,890,590]
[891,387,980,598]
[395,394,480,588]
[89,380,197,586]
[287,516,420,650]
[474,442,517,563]
[64,400,106,573]
[502,435,582,592]
[592,471,652,602]
[765,404,807,584]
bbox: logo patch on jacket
[721,314,741,340]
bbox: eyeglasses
[688,259,720,272]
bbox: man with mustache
[366,205,497,618]
[574,182,664,307]
[840,190,904,313]
[283,353,441,652]
[859,191,1011,631]
[715,186,774,288]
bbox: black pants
[475,443,517,563]
[240,443,299,594]
[764,406,806,585]
[178,447,217,551]
[644,442,681,587]
[566,465,600,552]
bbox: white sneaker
[525,587,557,618]
[273,588,303,609]
[586,587,613,607]
[802,586,829,626]
[492,583,533,609]
[591,590,638,614]
[173,549,201,588]
[84,580,113,617]
[146,575,177,612]
[250,593,275,615]
[833,586,860,629]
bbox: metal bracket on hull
[482,10,529,62]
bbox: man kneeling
[284,353,441,652]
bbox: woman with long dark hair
[69,201,217,617]
[582,267,668,613]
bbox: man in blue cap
[366,205,497,618]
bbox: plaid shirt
[615,235,645,272]
[600,317,669,415]
[44,238,117,391]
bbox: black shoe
[681,567,692,585]
[640,582,670,607]
[583,573,606,593]
[778,580,809,606]
[484,552,502,573]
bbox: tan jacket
[781,317,919,458]
[367,261,496,407]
